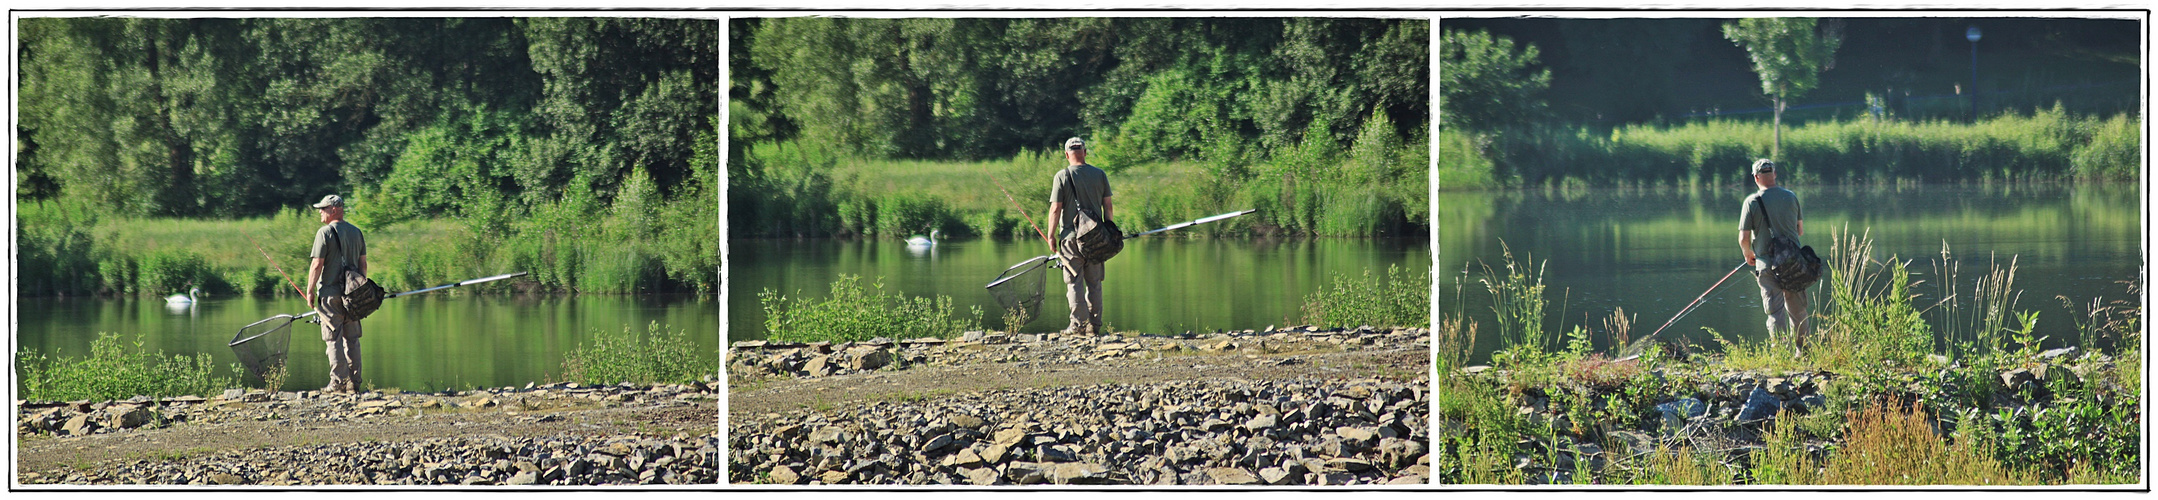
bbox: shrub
[1301,264,1430,328]
[561,322,717,386]
[760,274,982,343]
[16,332,239,401]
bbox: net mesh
[230,315,296,388]
[987,255,1054,330]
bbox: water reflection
[1440,184,2140,363]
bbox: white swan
[165,287,200,304]
[906,229,941,247]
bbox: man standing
[1738,159,1808,349]
[304,194,368,393]
[1047,137,1113,336]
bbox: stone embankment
[18,380,720,486]
[728,327,1432,486]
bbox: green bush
[16,332,239,401]
[760,274,982,343]
[136,249,215,297]
[561,322,716,386]
[1301,264,1431,328]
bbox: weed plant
[560,322,718,386]
[1300,264,1430,329]
[16,332,239,401]
[759,274,983,343]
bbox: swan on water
[166,287,201,304]
[906,229,941,246]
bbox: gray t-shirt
[1050,163,1113,237]
[310,221,366,297]
[1739,186,1802,259]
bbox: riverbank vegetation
[758,275,984,344]
[561,322,720,386]
[17,18,718,297]
[16,333,239,402]
[1438,18,2140,189]
[1439,108,2140,189]
[730,18,1429,239]
[1301,264,1432,329]
[1439,231,2142,485]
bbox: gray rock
[1207,467,1261,485]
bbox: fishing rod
[985,210,1258,290]
[1615,262,1752,361]
[229,272,529,347]
[990,175,1054,248]
[244,231,307,298]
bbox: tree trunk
[1772,95,1784,160]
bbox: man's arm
[1795,219,1803,237]
[1047,201,1063,247]
[306,257,325,304]
[1102,196,1113,221]
[1739,230,1755,267]
[359,254,368,275]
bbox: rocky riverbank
[17,380,720,486]
[728,327,1432,485]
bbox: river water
[16,294,720,392]
[1438,184,2142,363]
[727,238,1430,341]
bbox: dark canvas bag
[1060,165,1123,263]
[328,225,386,321]
[1754,197,1822,291]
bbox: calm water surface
[1439,184,2141,363]
[728,238,1430,341]
[17,294,719,392]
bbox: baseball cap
[312,194,345,209]
[1065,137,1086,150]
[1751,159,1776,174]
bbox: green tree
[1722,18,1843,158]
[1438,29,1550,133]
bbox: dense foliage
[731,18,1430,239]
[17,18,720,295]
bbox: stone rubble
[729,376,1431,485]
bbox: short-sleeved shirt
[1050,163,1113,237]
[311,221,366,297]
[1739,186,1802,258]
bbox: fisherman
[1047,137,1113,336]
[1738,159,1809,351]
[304,194,368,393]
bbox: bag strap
[1753,196,1782,240]
[326,222,361,276]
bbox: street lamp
[1967,25,1982,120]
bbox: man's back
[1739,186,1801,257]
[1051,164,1112,236]
[311,221,366,296]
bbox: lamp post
[1966,25,1982,121]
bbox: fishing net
[986,255,1056,330]
[230,313,302,388]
